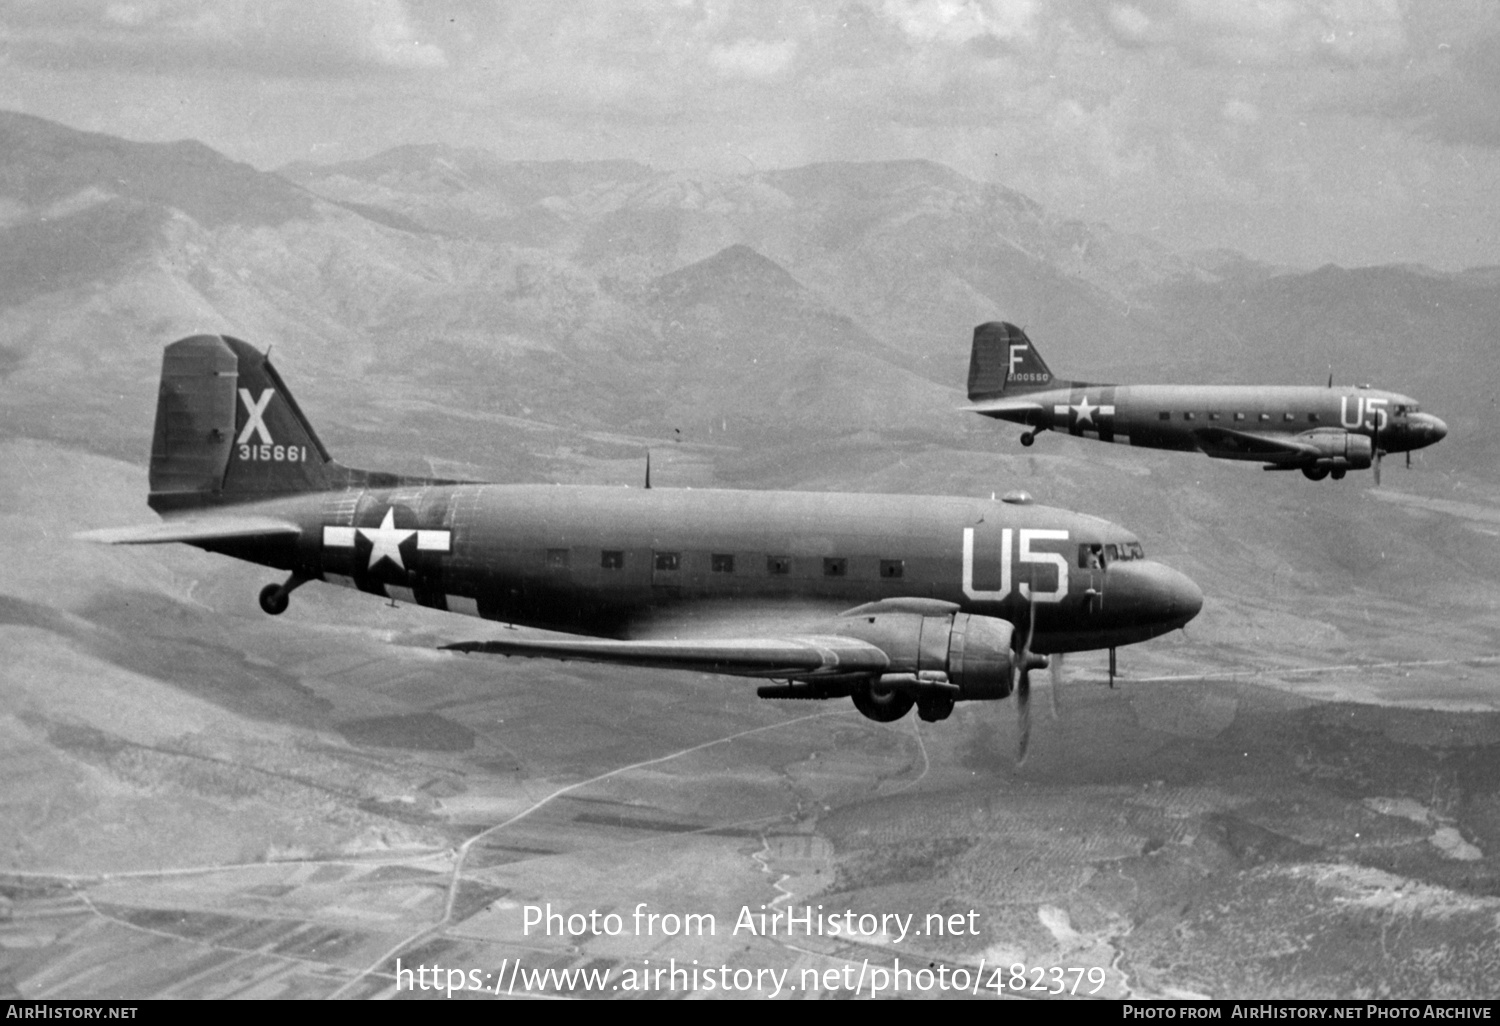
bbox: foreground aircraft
[82,335,1201,747]
[965,322,1447,481]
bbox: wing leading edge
[443,634,892,679]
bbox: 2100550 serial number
[239,445,309,462]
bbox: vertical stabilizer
[149,335,341,512]
[967,322,1060,399]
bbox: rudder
[966,322,1058,399]
[149,335,339,512]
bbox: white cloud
[878,0,1038,46]
[1102,0,1408,66]
[1222,98,1261,124]
[1107,4,1153,44]
[4,0,450,74]
[708,38,797,81]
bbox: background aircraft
[83,334,1200,749]
[965,322,1447,482]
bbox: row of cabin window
[554,548,904,578]
[1159,411,1324,423]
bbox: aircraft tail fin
[148,334,348,513]
[966,322,1060,399]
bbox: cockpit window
[1083,541,1146,566]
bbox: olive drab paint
[85,333,1202,728]
[964,321,1447,482]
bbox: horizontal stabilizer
[962,397,1046,419]
[443,633,891,679]
[75,516,302,546]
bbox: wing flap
[1191,427,1320,463]
[443,633,891,679]
[75,516,302,545]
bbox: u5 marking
[961,527,1069,603]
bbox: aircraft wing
[1191,427,1322,464]
[960,397,1046,420]
[75,515,302,545]
[443,633,892,679]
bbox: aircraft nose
[1422,413,1448,444]
[1103,560,1203,632]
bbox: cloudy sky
[4,0,1499,270]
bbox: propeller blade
[1016,666,1032,763]
[1374,449,1381,486]
[1014,599,1038,764]
[1049,652,1064,718]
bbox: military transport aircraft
[965,322,1447,482]
[81,335,1201,751]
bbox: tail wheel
[1020,432,1035,447]
[852,682,915,723]
[259,583,290,616]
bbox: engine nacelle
[833,608,1015,702]
[1308,430,1373,470]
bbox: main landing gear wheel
[1302,466,1330,481]
[259,584,290,616]
[1331,469,1346,480]
[852,682,915,722]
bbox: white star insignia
[359,508,416,571]
[1072,396,1098,425]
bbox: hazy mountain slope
[1,117,997,476]
[286,150,1215,385]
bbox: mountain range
[0,108,1492,484]
[4,108,1500,1000]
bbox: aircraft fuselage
[982,383,1443,456]
[201,484,1201,654]
[990,381,1434,450]
[964,322,1447,480]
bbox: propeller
[1048,651,1065,719]
[1013,600,1045,763]
[1372,410,1384,486]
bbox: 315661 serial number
[239,444,308,462]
